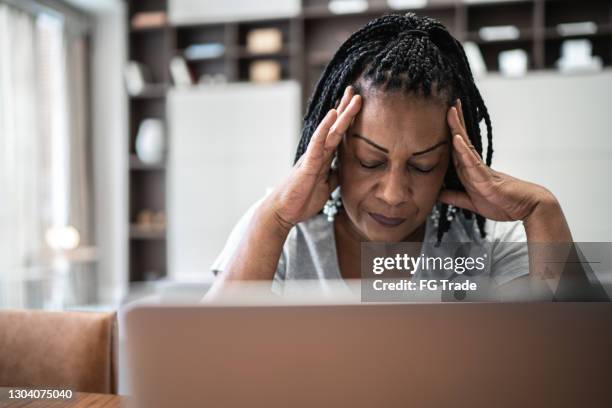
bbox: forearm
[522,191,573,290]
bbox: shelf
[129,224,166,240]
[130,24,169,33]
[302,3,454,20]
[230,45,296,59]
[465,28,534,44]
[129,83,169,99]
[129,154,166,171]
[543,24,612,40]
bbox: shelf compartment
[129,240,167,282]
[129,171,166,222]
[129,98,166,152]
[175,23,226,51]
[467,1,534,33]
[544,35,612,69]
[129,29,171,84]
[544,0,612,29]
[130,224,166,240]
[476,40,534,72]
[130,154,166,171]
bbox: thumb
[438,189,475,212]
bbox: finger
[448,104,482,163]
[456,99,466,130]
[447,106,467,144]
[304,109,338,165]
[336,86,353,115]
[452,134,489,183]
[438,190,476,213]
[325,94,362,150]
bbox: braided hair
[294,12,493,242]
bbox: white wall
[477,70,612,241]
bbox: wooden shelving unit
[125,0,612,282]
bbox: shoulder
[428,211,529,285]
[431,211,526,244]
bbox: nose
[374,167,411,208]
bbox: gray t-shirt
[211,198,529,293]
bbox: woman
[208,13,573,297]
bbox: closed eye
[359,160,385,169]
[410,164,436,174]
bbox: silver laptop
[124,298,612,407]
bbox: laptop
[124,298,612,407]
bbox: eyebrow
[412,140,449,156]
[352,133,449,156]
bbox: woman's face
[338,85,451,242]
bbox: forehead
[349,87,449,153]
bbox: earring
[446,204,458,222]
[430,204,441,228]
[330,153,339,171]
[431,203,458,228]
[323,186,342,222]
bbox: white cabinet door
[169,0,301,25]
[167,81,301,280]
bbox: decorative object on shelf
[556,21,597,37]
[328,0,368,15]
[249,60,282,82]
[498,49,528,78]
[136,209,155,226]
[246,28,283,54]
[131,11,167,29]
[463,42,487,78]
[556,39,602,74]
[478,25,520,42]
[135,210,166,230]
[198,74,228,85]
[170,56,193,86]
[124,61,151,95]
[387,0,427,9]
[152,211,167,229]
[135,118,166,164]
[183,43,225,60]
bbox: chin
[362,225,418,243]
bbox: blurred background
[0,0,611,310]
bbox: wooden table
[0,387,128,407]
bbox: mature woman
[208,13,575,297]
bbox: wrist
[522,188,560,227]
[522,189,572,243]
[259,194,294,238]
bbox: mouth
[368,212,406,228]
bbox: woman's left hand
[439,99,556,223]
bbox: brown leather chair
[0,309,117,394]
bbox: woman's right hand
[266,86,362,231]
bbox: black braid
[296,13,494,243]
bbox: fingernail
[455,134,466,147]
